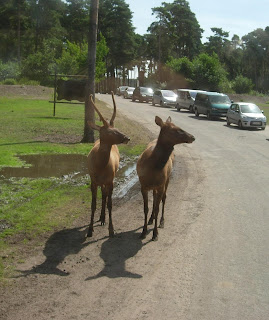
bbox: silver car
[152,89,177,107]
[116,86,129,96]
[226,102,266,129]
[123,86,135,99]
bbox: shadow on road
[85,227,147,280]
[16,225,91,277]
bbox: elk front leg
[100,185,108,226]
[159,192,166,228]
[152,191,163,241]
[160,180,169,228]
[148,190,156,225]
[140,188,149,239]
[87,182,97,237]
[107,183,114,237]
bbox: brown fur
[137,116,195,241]
[87,93,130,237]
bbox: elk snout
[122,136,130,144]
[187,134,195,143]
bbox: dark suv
[132,87,153,103]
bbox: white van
[175,89,206,112]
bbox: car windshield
[141,87,153,93]
[190,91,198,98]
[209,95,230,104]
[240,104,261,113]
[162,91,176,97]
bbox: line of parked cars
[116,86,267,130]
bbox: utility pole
[81,0,99,143]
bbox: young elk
[87,93,130,237]
[137,116,195,241]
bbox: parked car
[152,90,177,107]
[132,87,153,102]
[123,86,135,99]
[194,92,231,119]
[226,102,266,129]
[176,89,206,112]
[116,86,129,96]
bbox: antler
[90,95,108,126]
[110,91,117,126]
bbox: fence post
[53,70,57,116]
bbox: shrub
[1,78,17,85]
[232,75,253,94]
[0,61,20,81]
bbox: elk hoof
[140,232,147,239]
[152,235,158,241]
[159,221,164,228]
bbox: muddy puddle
[0,154,138,198]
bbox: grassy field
[0,95,151,279]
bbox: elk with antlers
[87,93,130,237]
[137,116,195,241]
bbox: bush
[17,78,40,86]
[193,53,228,91]
[0,61,20,81]
[1,78,17,85]
[232,75,253,93]
[20,50,55,86]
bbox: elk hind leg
[87,182,97,237]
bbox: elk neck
[152,138,174,170]
[97,140,113,168]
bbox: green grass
[259,103,269,119]
[0,95,149,280]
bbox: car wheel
[132,96,135,102]
[152,100,155,106]
[194,108,199,117]
[176,104,180,111]
[261,127,265,130]
[238,120,244,129]
[160,100,164,108]
[189,106,193,113]
[226,117,231,126]
[207,111,212,120]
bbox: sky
[124,0,269,42]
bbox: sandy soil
[1,86,268,319]
[0,85,205,320]
[0,144,204,320]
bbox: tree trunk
[81,0,99,143]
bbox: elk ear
[166,116,172,123]
[87,121,101,131]
[155,116,164,127]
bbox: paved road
[97,93,269,319]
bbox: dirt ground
[0,84,53,99]
[1,85,268,319]
[0,85,202,319]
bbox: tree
[204,27,230,62]
[62,0,89,45]
[148,0,203,63]
[242,28,269,91]
[98,0,136,76]
[192,53,228,91]
[81,0,99,143]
